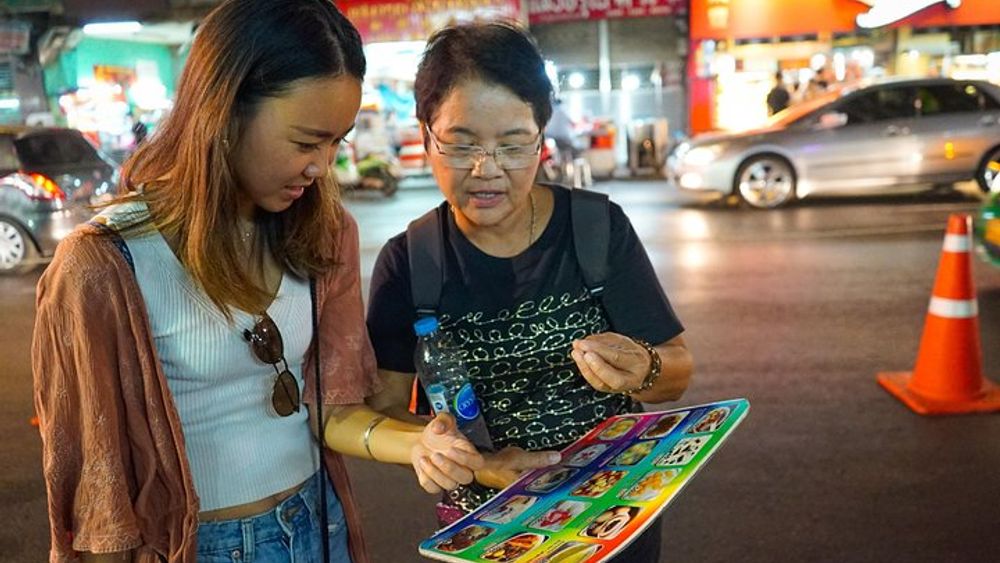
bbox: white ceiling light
[83,21,143,35]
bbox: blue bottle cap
[413,316,439,336]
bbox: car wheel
[976,145,1000,193]
[735,155,797,209]
[0,218,37,275]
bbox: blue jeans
[196,471,350,563]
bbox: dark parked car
[667,78,1000,208]
[0,126,118,273]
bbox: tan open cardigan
[32,210,380,562]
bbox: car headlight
[682,146,720,167]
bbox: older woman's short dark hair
[415,21,553,132]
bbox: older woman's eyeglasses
[425,125,541,170]
[243,314,301,417]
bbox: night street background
[3,180,999,562]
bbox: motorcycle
[334,143,401,197]
[536,137,592,189]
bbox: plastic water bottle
[413,316,494,452]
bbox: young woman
[32,1,481,561]
[365,21,694,562]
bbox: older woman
[365,21,693,562]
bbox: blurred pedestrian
[766,71,791,115]
[130,115,148,147]
[547,98,577,158]
[801,76,827,102]
[32,1,482,562]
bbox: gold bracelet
[623,338,662,396]
[363,415,387,461]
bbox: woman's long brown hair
[115,0,366,319]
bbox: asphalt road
[3,179,999,562]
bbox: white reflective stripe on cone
[942,233,971,253]
[928,296,978,318]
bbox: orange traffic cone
[878,214,1000,415]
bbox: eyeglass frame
[242,313,302,417]
[423,124,543,170]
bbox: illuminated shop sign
[338,0,520,43]
[528,0,687,25]
[855,0,961,29]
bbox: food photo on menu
[420,398,750,563]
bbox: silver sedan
[667,78,1000,209]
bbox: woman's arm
[364,369,560,491]
[33,232,149,558]
[630,335,693,403]
[571,333,693,404]
[364,369,426,424]
[322,402,484,493]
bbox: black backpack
[404,187,618,414]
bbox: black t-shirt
[367,185,684,453]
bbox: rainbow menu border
[419,398,750,563]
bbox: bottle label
[426,383,450,415]
[453,383,481,422]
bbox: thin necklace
[448,194,536,250]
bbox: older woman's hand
[411,413,486,493]
[570,332,651,394]
[474,446,562,490]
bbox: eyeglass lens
[447,149,538,170]
[427,126,539,170]
[243,314,301,417]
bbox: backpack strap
[570,189,610,299]
[89,221,136,274]
[406,204,448,318]
[309,277,331,563]
[405,191,614,414]
[407,192,610,311]
[405,204,448,416]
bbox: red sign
[690,0,864,40]
[338,0,522,43]
[690,0,997,41]
[527,0,686,25]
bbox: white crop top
[106,202,318,511]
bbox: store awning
[528,0,686,25]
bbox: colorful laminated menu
[419,398,749,563]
